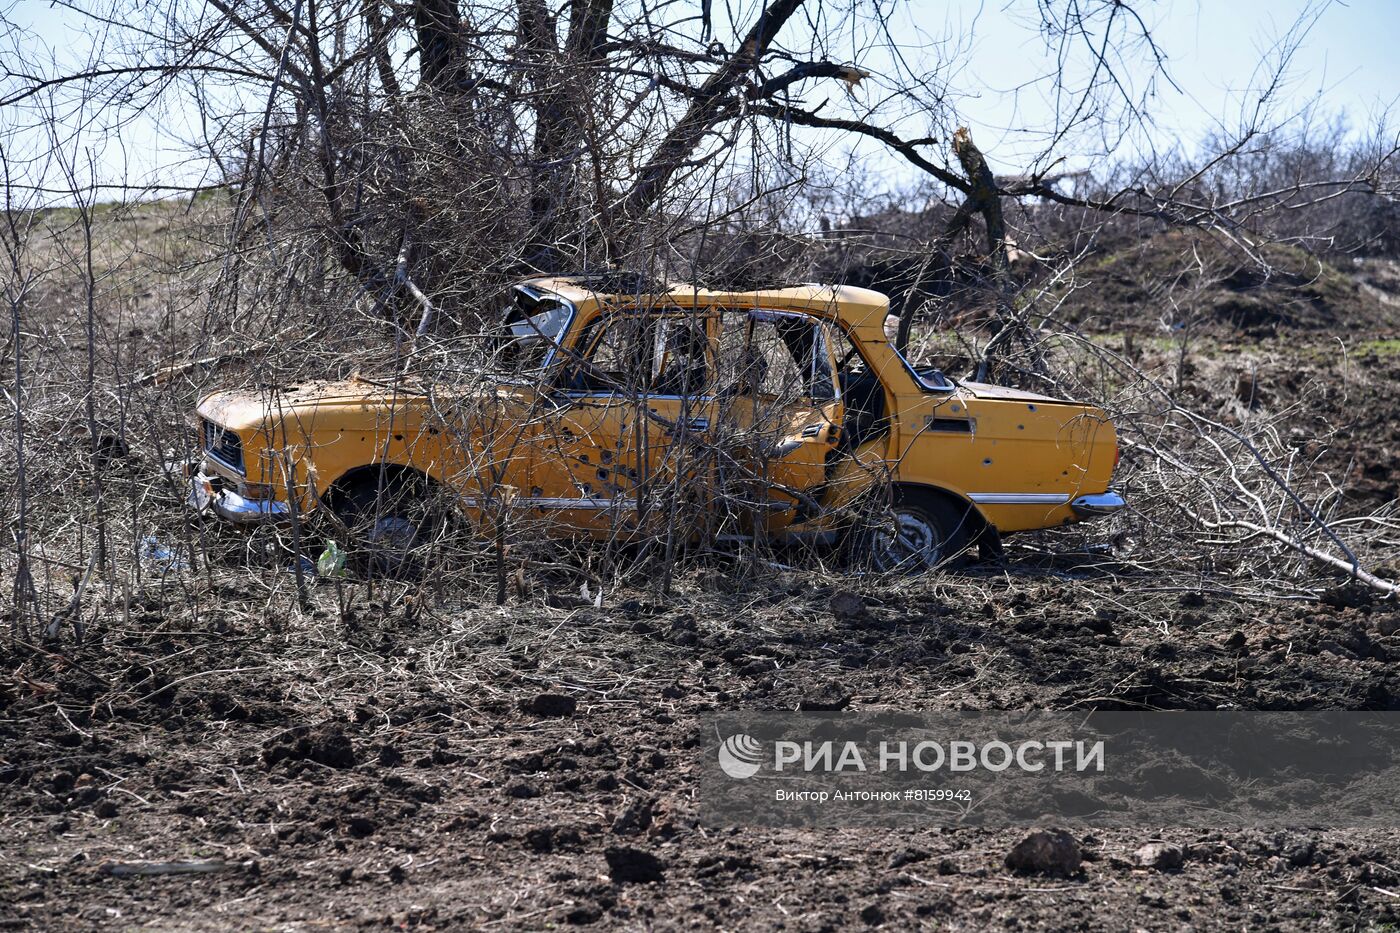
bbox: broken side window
[493,287,575,373]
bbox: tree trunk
[521,0,614,270]
[613,0,806,234]
[950,127,1044,382]
[416,0,464,92]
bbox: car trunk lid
[958,381,1086,407]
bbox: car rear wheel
[866,488,975,574]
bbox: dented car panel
[889,385,1117,533]
[189,278,1123,552]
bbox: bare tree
[2,0,1397,627]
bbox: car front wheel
[332,472,448,577]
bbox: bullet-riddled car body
[189,279,1124,570]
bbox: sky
[910,0,1399,170]
[4,0,1398,201]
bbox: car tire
[863,487,975,574]
[333,472,448,578]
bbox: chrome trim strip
[461,496,620,510]
[461,494,792,512]
[1070,491,1127,517]
[525,497,619,509]
[968,492,1070,505]
[559,391,718,402]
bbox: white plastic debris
[316,540,346,577]
[140,535,188,571]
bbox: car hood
[195,377,540,435]
[197,379,413,432]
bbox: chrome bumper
[188,469,291,525]
[1070,491,1127,518]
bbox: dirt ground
[4,537,1400,929]
[3,235,1400,929]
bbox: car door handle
[799,421,840,444]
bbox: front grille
[203,420,244,472]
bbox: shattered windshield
[491,287,576,376]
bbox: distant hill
[1055,230,1400,336]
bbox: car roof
[522,277,892,341]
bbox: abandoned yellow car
[188,278,1124,572]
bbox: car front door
[529,308,720,538]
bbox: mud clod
[887,847,929,869]
[504,779,540,799]
[610,798,655,836]
[345,817,377,838]
[1005,828,1083,876]
[261,723,357,770]
[830,590,867,619]
[1135,842,1186,871]
[798,688,852,712]
[604,846,665,884]
[565,904,604,925]
[521,693,577,717]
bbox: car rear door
[714,308,843,534]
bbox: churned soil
[4,562,1400,930]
